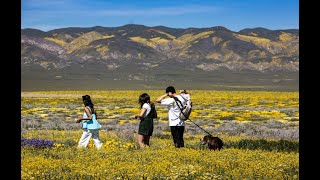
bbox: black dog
[200,135,223,151]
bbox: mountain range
[21,24,299,91]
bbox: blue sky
[21,0,299,32]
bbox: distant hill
[21,24,299,91]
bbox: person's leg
[143,136,150,146]
[78,129,92,148]
[91,129,102,149]
[177,126,185,148]
[170,126,179,148]
[137,134,145,148]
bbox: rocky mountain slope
[21,24,299,90]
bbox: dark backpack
[151,104,157,119]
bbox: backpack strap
[179,94,187,101]
[173,96,184,109]
[173,97,189,120]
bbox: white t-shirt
[161,95,186,126]
[142,103,151,117]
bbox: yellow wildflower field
[21,90,299,179]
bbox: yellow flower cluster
[106,140,135,149]
[21,90,299,124]
[21,90,299,179]
[21,130,299,179]
[53,143,65,147]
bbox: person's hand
[156,93,169,103]
[76,119,81,123]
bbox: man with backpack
[156,86,192,148]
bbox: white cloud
[22,24,82,31]
[96,6,219,16]
[22,5,220,17]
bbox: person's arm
[134,108,147,119]
[156,94,168,103]
[76,107,92,123]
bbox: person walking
[76,95,102,149]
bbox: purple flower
[21,138,54,148]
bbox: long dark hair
[139,93,151,109]
[82,95,94,113]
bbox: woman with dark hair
[76,95,102,149]
[134,93,157,148]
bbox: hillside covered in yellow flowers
[21,25,299,91]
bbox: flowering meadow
[21,90,299,179]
